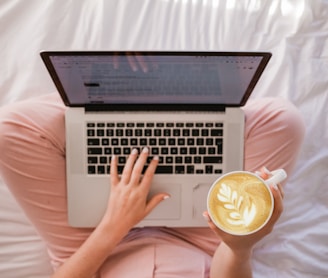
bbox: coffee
[207,171,275,235]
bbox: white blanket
[0,0,327,277]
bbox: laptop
[40,51,271,228]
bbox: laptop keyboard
[86,121,223,175]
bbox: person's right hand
[99,147,169,235]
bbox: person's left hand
[203,167,284,253]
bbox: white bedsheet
[0,0,327,277]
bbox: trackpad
[146,183,181,220]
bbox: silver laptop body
[41,51,271,228]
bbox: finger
[121,148,139,184]
[145,193,170,215]
[269,184,284,224]
[202,211,222,237]
[140,155,159,188]
[129,147,149,184]
[258,166,271,180]
[110,155,119,185]
[277,183,285,199]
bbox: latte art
[218,182,257,227]
[208,173,273,235]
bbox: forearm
[210,242,253,278]
[52,222,128,278]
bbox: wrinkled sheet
[0,0,327,277]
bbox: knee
[0,108,21,158]
[267,98,306,146]
[243,97,306,175]
[245,97,306,146]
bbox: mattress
[0,0,327,277]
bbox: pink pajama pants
[0,94,305,277]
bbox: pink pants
[0,94,305,277]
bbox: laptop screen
[41,51,271,110]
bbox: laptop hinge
[85,104,227,112]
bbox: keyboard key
[178,138,185,145]
[98,165,105,174]
[192,129,199,136]
[175,157,183,164]
[201,129,209,136]
[208,147,216,154]
[205,165,213,174]
[159,138,166,145]
[130,138,138,145]
[111,138,119,145]
[88,156,98,164]
[155,165,173,174]
[149,138,157,145]
[144,129,152,136]
[184,156,192,164]
[102,138,109,145]
[211,129,223,136]
[106,129,114,136]
[87,129,95,136]
[88,165,96,174]
[88,138,100,146]
[125,129,133,136]
[97,129,105,136]
[187,165,194,174]
[116,129,124,136]
[168,138,176,145]
[175,166,185,174]
[161,148,169,155]
[154,129,162,136]
[204,156,223,164]
[120,138,128,145]
[88,148,102,155]
[99,157,107,164]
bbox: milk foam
[209,173,273,235]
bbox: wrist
[221,242,253,263]
[95,220,130,248]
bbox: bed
[0,0,327,277]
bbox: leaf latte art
[218,182,257,227]
[208,173,273,235]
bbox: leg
[0,94,93,269]
[0,95,305,271]
[243,97,305,176]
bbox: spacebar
[155,165,173,174]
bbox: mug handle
[264,169,287,186]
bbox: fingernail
[202,212,210,222]
[262,166,271,175]
[131,148,138,155]
[255,171,261,176]
[142,147,149,153]
[271,183,279,190]
[153,155,159,161]
[163,195,170,200]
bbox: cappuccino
[207,170,286,235]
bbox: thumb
[145,193,170,215]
